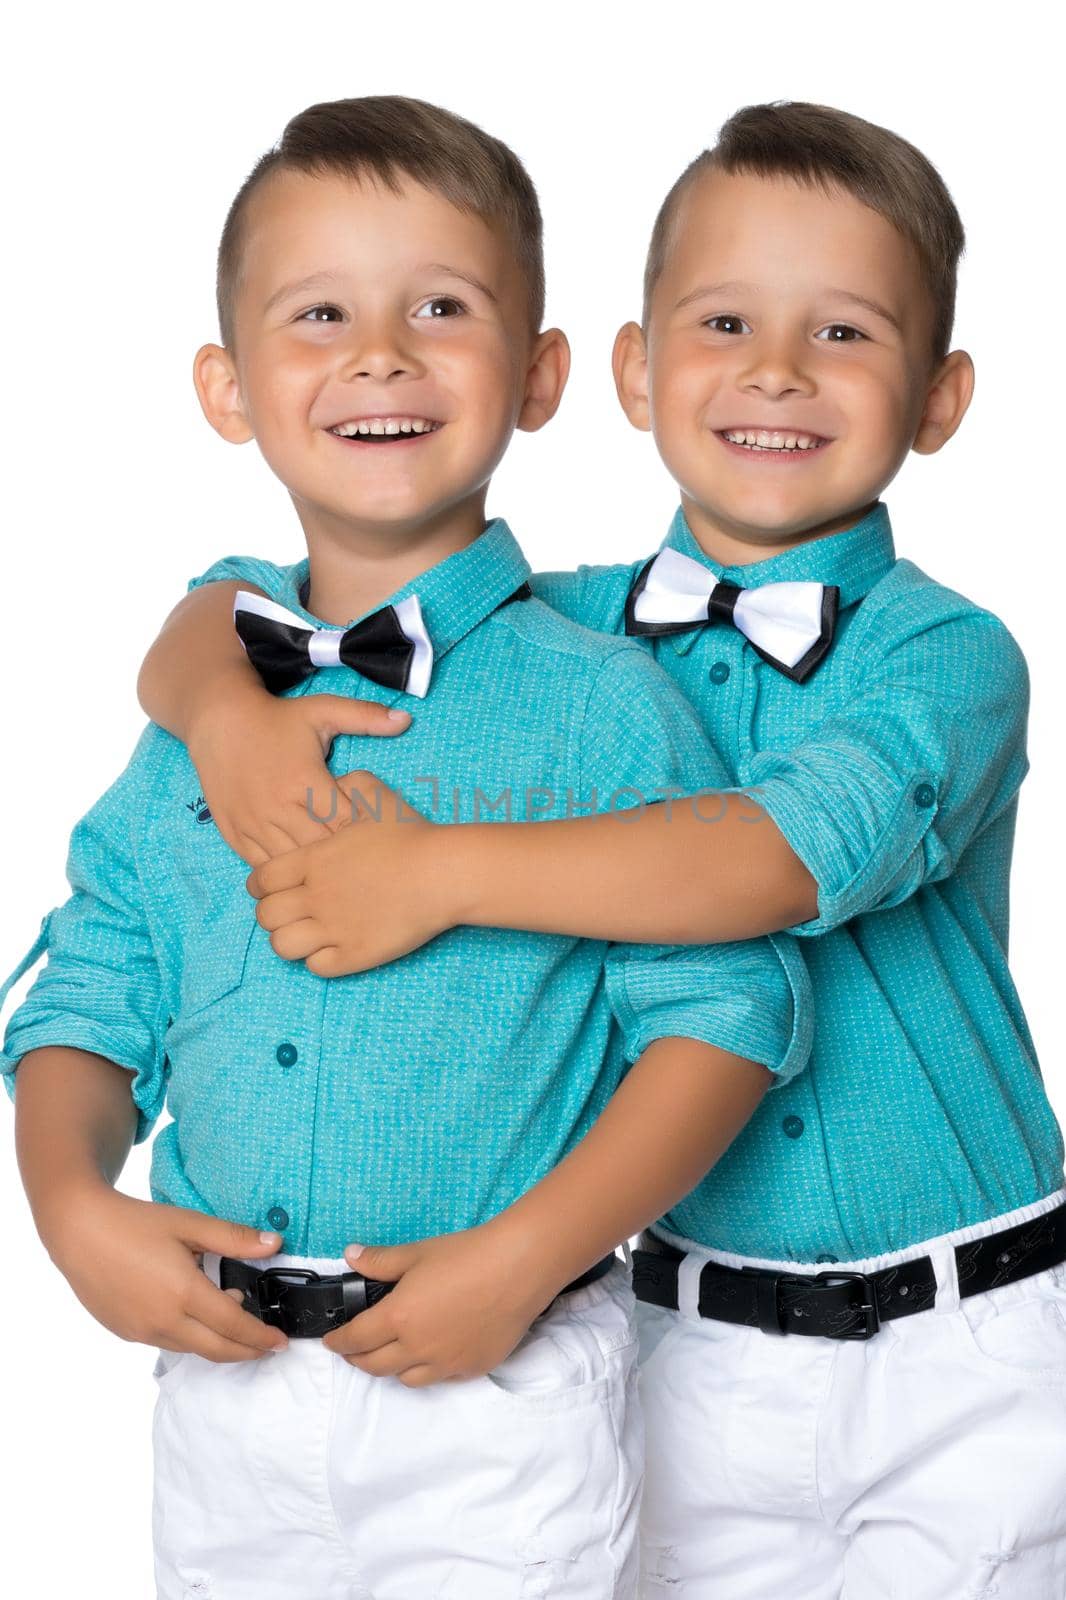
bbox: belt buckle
[812,1270,881,1340]
[253,1266,321,1326]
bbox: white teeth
[723,428,824,452]
[329,416,440,438]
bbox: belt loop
[931,1239,961,1315]
[677,1253,705,1322]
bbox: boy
[0,98,811,1600]
[144,103,1066,1595]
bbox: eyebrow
[673,279,903,334]
[262,272,346,316]
[261,263,499,317]
[424,263,498,304]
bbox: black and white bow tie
[624,548,839,684]
[233,590,434,697]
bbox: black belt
[632,1201,1066,1342]
[220,1250,618,1339]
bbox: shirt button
[782,1115,805,1139]
[266,1206,289,1231]
[815,1253,838,1264]
[709,661,731,685]
[914,782,936,810]
[276,1042,298,1068]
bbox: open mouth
[328,416,444,445]
[716,427,830,455]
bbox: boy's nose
[738,339,814,400]
[338,325,422,382]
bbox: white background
[1,1,1062,1589]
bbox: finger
[259,818,314,859]
[175,1212,283,1259]
[185,1275,288,1352]
[334,770,389,820]
[232,831,273,869]
[341,1340,408,1376]
[269,918,329,963]
[254,887,312,934]
[321,1302,396,1357]
[284,787,352,842]
[304,945,354,979]
[396,1364,443,1389]
[169,1314,284,1364]
[309,697,412,744]
[246,850,306,899]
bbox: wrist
[185,669,265,754]
[33,1172,118,1266]
[482,1203,591,1307]
[443,823,496,927]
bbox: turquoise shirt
[533,502,1064,1260]
[146,500,1063,1262]
[0,520,809,1259]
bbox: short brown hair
[216,95,544,348]
[643,101,965,362]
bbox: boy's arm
[335,595,1027,949]
[316,648,812,1383]
[0,735,287,1358]
[137,562,412,864]
[325,1035,775,1385]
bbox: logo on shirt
[186,793,213,825]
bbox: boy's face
[617,169,972,556]
[196,169,564,543]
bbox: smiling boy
[0,98,814,1598]
[141,102,1066,1595]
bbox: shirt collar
[658,501,896,655]
[280,516,532,667]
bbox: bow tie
[624,548,839,683]
[233,590,434,697]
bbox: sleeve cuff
[751,773,943,936]
[0,1023,165,1144]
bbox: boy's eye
[414,296,465,320]
[299,304,344,324]
[815,323,865,343]
[703,314,751,335]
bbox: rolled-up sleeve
[0,739,169,1142]
[580,644,813,1085]
[747,602,1030,937]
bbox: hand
[186,690,412,869]
[44,1185,290,1361]
[246,769,455,975]
[320,1223,564,1387]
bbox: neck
[294,493,490,624]
[680,495,878,568]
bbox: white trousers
[151,1253,642,1600]
[636,1187,1066,1599]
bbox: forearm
[445,795,818,943]
[14,1046,138,1250]
[491,1036,771,1294]
[137,580,269,741]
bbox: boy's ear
[193,343,255,444]
[516,327,570,433]
[612,321,651,432]
[911,349,974,456]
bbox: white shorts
[636,1187,1066,1599]
[151,1251,642,1600]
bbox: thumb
[309,696,411,739]
[344,1242,412,1282]
[186,1214,284,1259]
